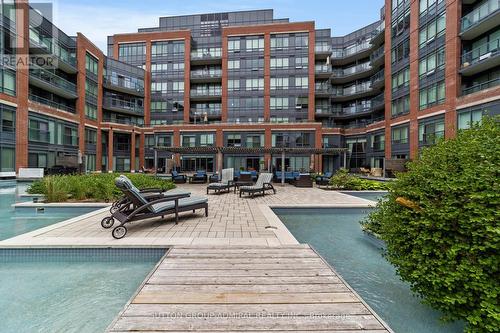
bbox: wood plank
[159,263,326,270]
[153,269,335,277]
[160,257,324,264]
[148,275,343,285]
[111,331,389,333]
[132,291,359,304]
[111,315,386,331]
[123,303,371,317]
[141,283,349,293]
[167,252,319,259]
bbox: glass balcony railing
[103,96,144,114]
[371,69,385,85]
[370,45,385,63]
[462,38,499,66]
[332,41,372,59]
[190,69,222,78]
[315,44,332,53]
[102,117,144,126]
[332,82,372,96]
[462,77,500,95]
[29,65,77,94]
[315,84,333,93]
[461,0,500,32]
[372,20,385,38]
[190,108,222,116]
[29,94,76,113]
[315,106,336,114]
[190,88,222,97]
[315,64,332,74]
[332,62,371,78]
[103,74,144,94]
[191,48,222,59]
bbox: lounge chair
[207,168,234,194]
[105,177,208,239]
[170,170,187,183]
[189,170,207,184]
[316,172,333,187]
[239,173,276,198]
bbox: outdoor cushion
[151,196,208,213]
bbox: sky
[49,0,384,52]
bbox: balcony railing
[190,108,222,116]
[332,62,371,78]
[29,65,77,94]
[332,82,372,96]
[29,94,76,113]
[370,45,385,63]
[462,77,500,95]
[103,96,144,114]
[315,106,335,115]
[190,88,222,97]
[371,69,385,85]
[332,42,372,59]
[462,38,499,66]
[191,48,222,59]
[314,44,332,53]
[315,64,332,74]
[190,70,222,78]
[461,0,499,32]
[315,84,333,94]
[102,117,144,126]
[103,75,144,94]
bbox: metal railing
[332,82,372,96]
[190,69,222,78]
[461,0,499,32]
[315,44,332,53]
[332,62,371,78]
[462,38,499,66]
[103,75,144,93]
[103,96,144,114]
[29,94,76,113]
[332,41,372,59]
[315,64,332,74]
[29,64,77,94]
[190,88,222,97]
[191,48,222,59]
[462,77,500,95]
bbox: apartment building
[0,0,498,175]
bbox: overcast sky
[48,0,384,52]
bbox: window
[244,58,264,70]
[391,38,410,64]
[85,128,97,145]
[152,41,184,57]
[420,0,444,16]
[391,126,409,144]
[85,154,96,172]
[145,135,155,148]
[1,108,14,132]
[85,79,98,98]
[172,81,184,93]
[391,95,410,116]
[228,79,240,91]
[181,135,196,147]
[0,147,15,172]
[228,39,240,52]
[246,135,263,148]
[200,134,214,146]
[270,97,289,110]
[392,0,409,11]
[419,119,444,145]
[227,60,240,69]
[151,82,168,94]
[371,134,385,150]
[271,34,289,49]
[295,57,308,69]
[245,37,264,51]
[157,135,172,147]
[419,47,445,77]
[85,53,98,75]
[391,67,410,92]
[295,34,309,48]
[391,8,410,37]
[295,77,309,89]
[458,109,483,130]
[270,77,289,90]
[270,57,289,69]
[1,68,15,96]
[118,43,146,62]
[245,79,264,91]
[419,12,446,48]
[419,80,445,109]
[85,103,97,120]
[227,134,242,147]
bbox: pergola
[154,146,347,185]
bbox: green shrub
[363,117,500,332]
[28,173,175,203]
[329,168,390,190]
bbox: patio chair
[316,172,333,187]
[104,177,208,239]
[170,170,187,184]
[207,168,234,194]
[189,170,208,184]
[239,173,276,198]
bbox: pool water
[276,208,464,333]
[341,191,388,202]
[0,248,165,333]
[0,182,98,241]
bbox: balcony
[314,64,332,78]
[332,105,374,119]
[29,65,78,99]
[29,94,76,113]
[370,21,385,47]
[314,44,332,59]
[331,42,373,65]
[102,117,144,127]
[190,88,222,101]
[315,106,336,117]
[103,75,145,97]
[331,82,374,101]
[371,92,385,111]
[190,48,222,65]
[462,77,500,95]
[370,45,385,68]
[190,108,222,120]
[461,38,500,76]
[315,84,333,97]
[331,62,374,83]
[102,96,144,115]
[461,0,500,40]
[29,36,77,74]
[190,69,222,83]
[370,69,385,90]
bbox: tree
[363,117,500,332]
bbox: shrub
[28,173,175,203]
[329,168,390,190]
[362,117,500,332]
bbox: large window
[458,109,484,130]
[85,128,97,145]
[391,126,409,144]
[271,35,289,49]
[391,95,410,117]
[270,77,289,90]
[270,57,289,69]
[419,80,445,110]
[85,79,98,98]
[391,38,410,64]
[0,68,15,96]
[294,77,309,89]
[392,67,410,92]
[85,103,97,120]
[391,8,410,37]
[419,119,444,145]
[419,0,444,16]
[245,37,264,51]
[270,97,289,110]
[419,12,446,48]
[0,107,14,133]
[200,134,214,146]
[419,47,445,78]
[227,60,240,69]
[0,147,14,172]
[152,41,185,57]
[85,53,98,75]
[227,134,242,147]
[245,78,264,91]
[228,39,240,52]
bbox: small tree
[363,117,500,332]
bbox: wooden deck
[107,245,392,332]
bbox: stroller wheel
[110,205,119,214]
[101,216,115,229]
[112,226,127,239]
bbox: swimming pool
[0,248,165,333]
[0,182,99,241]
[340,190,388,202]
[275,208,464,333]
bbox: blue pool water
[276,208,464,333]
[0,248,165,333]
[0,182,98,241]
[341,191,388,202]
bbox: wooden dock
[107,245,392,332]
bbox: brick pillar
[130,132,136,172]
[173,129,181,169]
[139,132,145,170]
[96,129,102,172]
[408,0,420,160]
[108,129,114,172]
[445,0,461,139]
[15,0,29,172]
